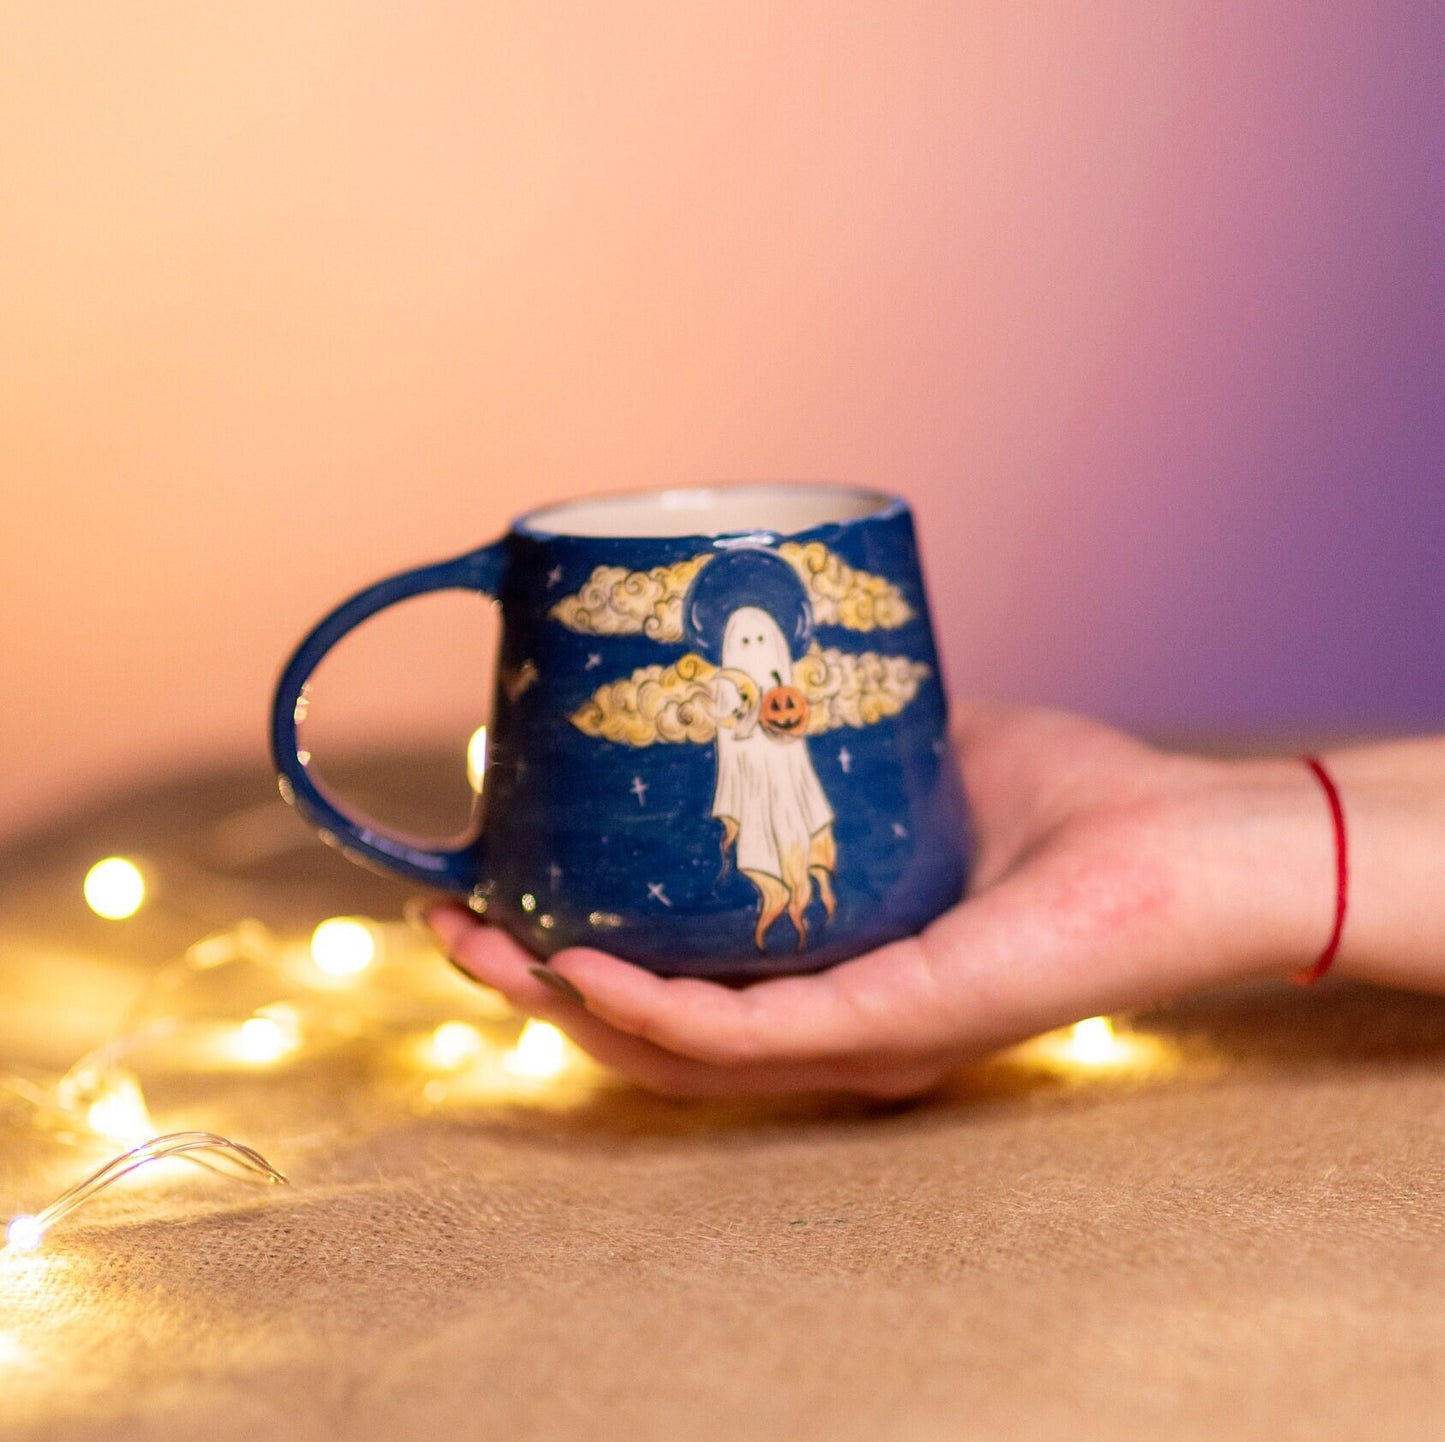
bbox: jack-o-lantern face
[759,684,809,741]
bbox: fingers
[429,898,978,1068]
[540,873,1084,1070]
[423,904,957,1099]
[551,935,963,1067]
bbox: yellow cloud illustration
[791,646,931,734]
[569,646,930,746]
[548,556,708,643]
[776,542,915,632]
[568,652,718,747]
[550,545,912,640]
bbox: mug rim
[514,481,905,542]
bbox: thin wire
[0,1075,51,1110]
[6,1132,287,1251]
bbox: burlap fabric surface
[2,759,1443,1441]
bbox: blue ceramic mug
[271,484,969,979]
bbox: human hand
[422,705,1337,1099]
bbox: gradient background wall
[2,2,1441,841]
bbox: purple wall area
[937,3,1445,734]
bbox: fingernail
[529,965,585,1005]
[441,952,483,987]
[403,895,443,945]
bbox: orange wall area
[2,4,1439,839]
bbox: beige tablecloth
[2,757,1442,1441]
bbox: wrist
[1165,753,1340,983]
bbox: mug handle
[269,541,507,893]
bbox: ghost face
[722,606,794,692]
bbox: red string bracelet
[1292,755,1348,985]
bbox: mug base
[492,871,966,983]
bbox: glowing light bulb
[1066,1015,1128,1067]
[0,1331,28,1365]
[1019,1013,1173,1077]
[466,725,489,791]
[55,1064,153,1143]
[83,857,145,919]
[5,1216,43,1253]
[503,1020,569,1080]
[429,1021,483,1071]
[235,1007,302,1065]
[84,1073,154,1144]
[309,917,376,977]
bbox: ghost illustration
[712,605,837,950]
[564,543,934,955]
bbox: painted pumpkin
[758,684,809,741]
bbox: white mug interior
[517,483,897,539]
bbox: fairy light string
[2,839,596,1261]
[4,824,1163,1265]
[4,1133,287,1255]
